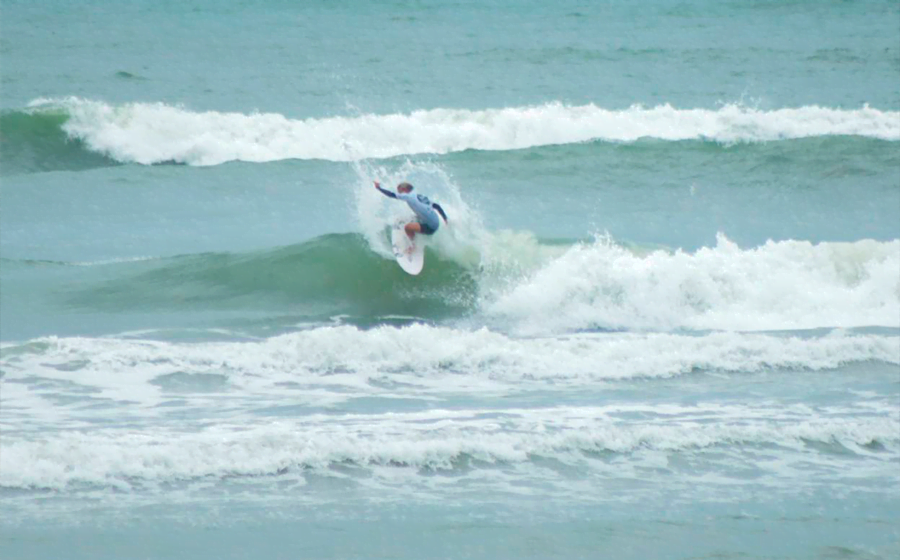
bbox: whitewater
[15,97,900,166]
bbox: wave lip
[18,98,900,167]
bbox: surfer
[374,181,449,241]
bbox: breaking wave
[5,98,898,172]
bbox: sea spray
[352,159,491,267]
[351,159,573,303]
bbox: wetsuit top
[377,187,447,230]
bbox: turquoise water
[2,1,899,558]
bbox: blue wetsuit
[377,187,448,235]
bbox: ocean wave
[2,406,895,490]
[14,229,900,333]
[7,98,898,170]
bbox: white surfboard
[391,221,425,275]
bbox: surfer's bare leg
[404,222,421,242]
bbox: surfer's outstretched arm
[374,181,398,199]
[433,203,449,224]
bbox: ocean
[1,1,899,558]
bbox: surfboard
[391,221,425,275]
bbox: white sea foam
[1,404,895,490]
[27,97,900,165]
[488,235,900,333]
[1,326,897,410]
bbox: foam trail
[27,98,900,166]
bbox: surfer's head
[397,182,414,194]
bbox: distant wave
[4,97,897,171]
